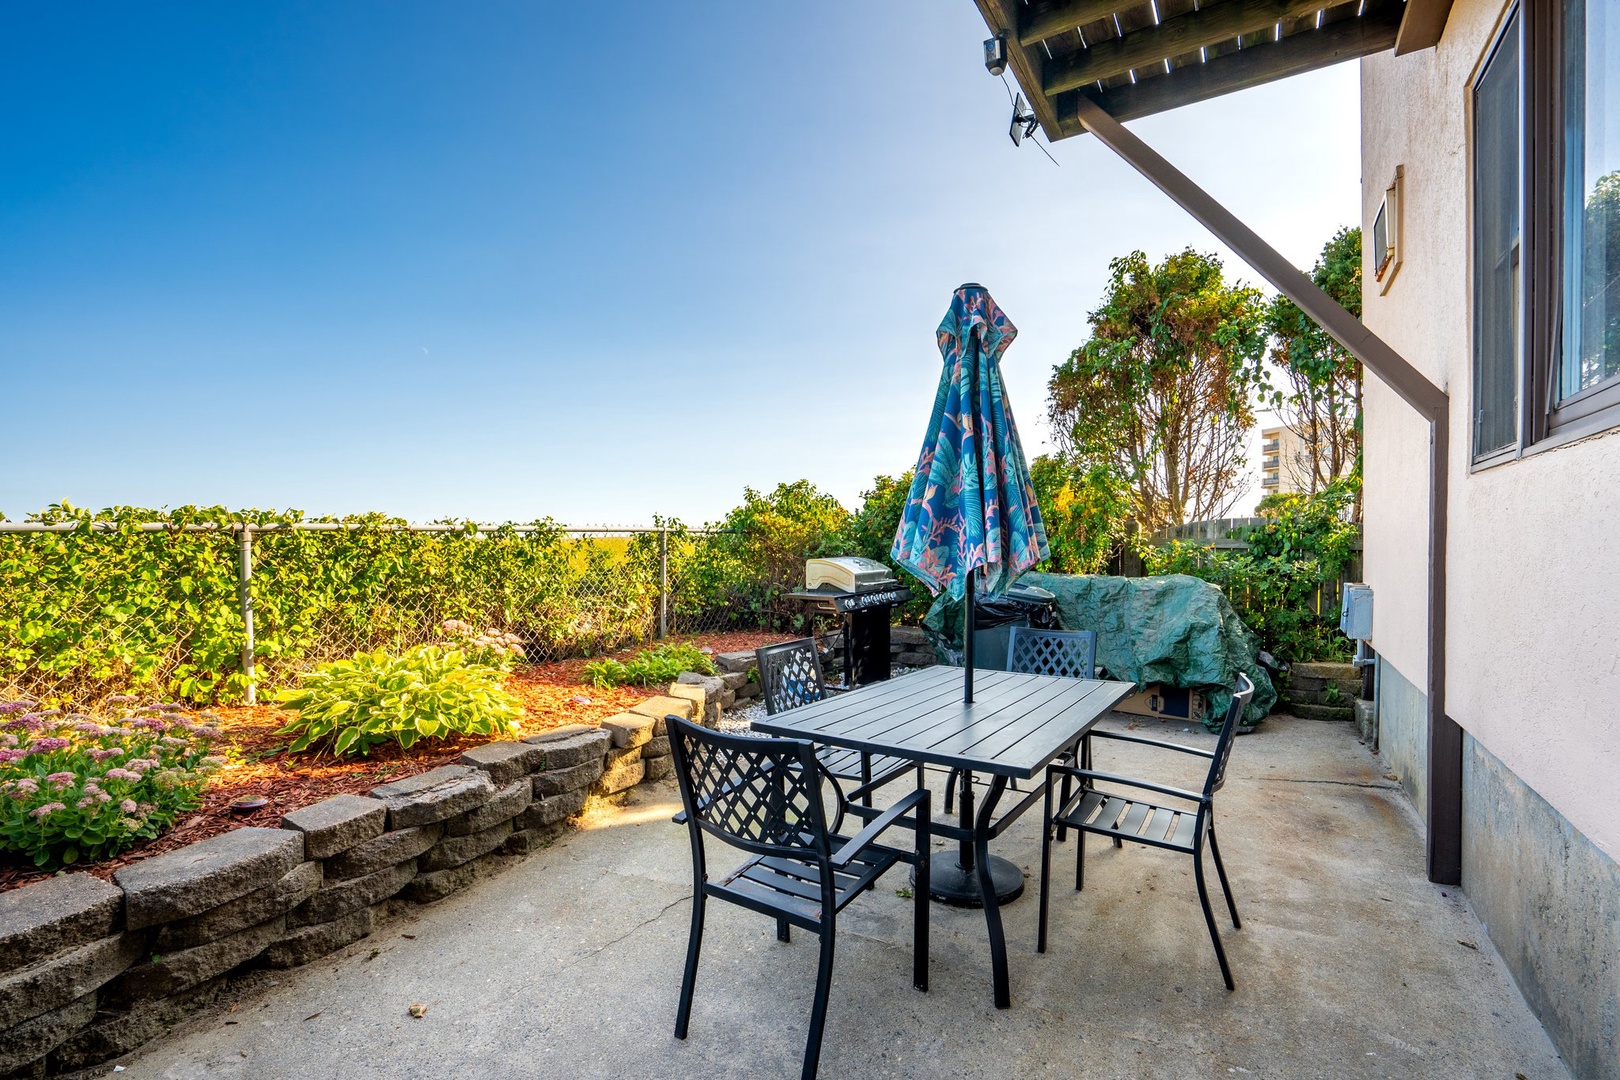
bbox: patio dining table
[752,664,1135,1009]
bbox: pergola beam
[1056,7,1401,127]
[1019,0,1121,47]
[1043,0,1334,95]
[1394,0,1456,54]
[1069,96,1462,886]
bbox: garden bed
[0,630,784,894]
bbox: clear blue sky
[0,2,1360,526]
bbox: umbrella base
[915,854,1025,908]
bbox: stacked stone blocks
[0,703,687,1078]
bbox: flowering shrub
[275,645,522,757]
[0,699,223,868]
[437,620,527,671]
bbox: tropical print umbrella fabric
[892,284,1049,601]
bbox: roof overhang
[975,0,1454,135]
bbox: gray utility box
[1340,584,1373,640]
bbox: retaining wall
[0,696,690,1078]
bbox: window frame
[1469,0,1620,469]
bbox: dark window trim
[1471,0,1620,468]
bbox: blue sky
[0,2,1359,526]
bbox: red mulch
[0,631,789,894]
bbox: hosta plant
[275,646,522,757]
[582,642,717,688]
[0,699,224,868]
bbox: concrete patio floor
[105,714,1570,1079]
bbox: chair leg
[1038,780,1054,953]
[1193,843,1236,991]
[674,890,706,1039]
[1074,826,1085,892]
[943,767,959,814]
[801,924,838,1080]
[777,918,792,943]
[913,794,930,992]
[1208,825,1240,929]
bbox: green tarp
[923,573,1276,729]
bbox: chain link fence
[0,521,763,707]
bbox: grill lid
[804,556,897,593]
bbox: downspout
[1072,98,1461,885]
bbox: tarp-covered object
[891,284,1048,601]
[925,573,1276,728]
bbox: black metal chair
[667,715,931,1080]
[943,626,1102,817]
[1036,674,1256,991]
[756,638,916,804]
[1007,625,1098,680]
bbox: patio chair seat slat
[1117,801,1152,838]
[1167,810,1197,848]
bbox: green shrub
[1142,477,1360,664]
[582,643,716,688]
[274,646,522,757]
[0,700,223,868]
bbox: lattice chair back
[756,638,827,716]
[1007,627,1098,681]
[667,715,841,861]
[1204,674,1256,798]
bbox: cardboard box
[1114,683,1207,723]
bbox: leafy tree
[1048,249,1267,530]
[1027,454,1131,573]
[1262,227,1363,509]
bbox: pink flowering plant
[0,700,224,868]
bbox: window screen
[1473,15,1521,460]
[1562,0,1620,401]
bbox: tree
[1027,454,1131,573]
[1047,249,1267,530]
[1263,228,1363,507]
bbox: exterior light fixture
[984,33,1008,77]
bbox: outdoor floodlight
[984,33,1008,77]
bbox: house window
[1560,0,1620,411]
[1473,13,1521,461]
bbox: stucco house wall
[1361,1,1620,1074]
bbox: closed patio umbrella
[892,283,1050,906]
[892,283,1050,704]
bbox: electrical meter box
[1340,584,1373,640]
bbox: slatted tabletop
[752,665,1136,780]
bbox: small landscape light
[984,32,1008,77]
[230,796,269,813]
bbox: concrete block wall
[0,707,684,1078]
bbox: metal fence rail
[0,521,752,707]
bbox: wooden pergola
[973,0,1464,886]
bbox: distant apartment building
[1257,423,1337,497]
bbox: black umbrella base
[914,854,1025,908]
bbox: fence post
[238,524,256,705]
[657,527,669,639]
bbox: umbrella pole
[964,567,975,704]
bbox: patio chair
[1036,673,1256,991]
[944,626,1101,817]
[667,715,931,1080]
[756,638,917,805]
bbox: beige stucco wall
[1361,0,1620,862]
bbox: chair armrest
[672,810,688,824]
[1089,730,1215,758]
[843,758,920,805]
[831,789,930,868]
[1048,765,1205,804]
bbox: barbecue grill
[788,557,911,687]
